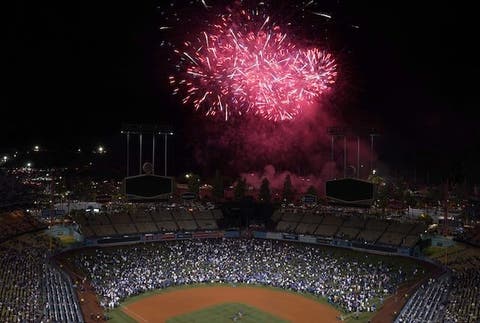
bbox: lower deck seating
[276,221,298,232]
[314,225,339,237]
[176,220,198,231]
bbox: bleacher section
[336,227,360,240]
[314,224,339,237]
[295,222,318,234]
[72,206,223,237]
[276,221,298,232]
[395,275,450,323]
[273,207,426,249]
[156,221,179,231]
[196,220,218,230]
[177,220,198,231]
[91,225,116,236]
[377,232,405,246]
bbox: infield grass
[167,302,288,323]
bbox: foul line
[121,305,149,323]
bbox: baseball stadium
[3,0,480,322]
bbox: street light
[97,146,105,154]
[33,145,40,152]
[26,162,32,168]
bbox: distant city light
[2,156,7,162]
[26,162,32,168]
[372,169,377,175]
[97,146,106,154]
[33,145,40,152]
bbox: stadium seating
[156,221,179,231]
[212,209,223,219]
[196,220,218,230]
[272,206,425,249]
[281,210,304,222]
[44,264,84,323]
[322,214,344,226]
[295,222,318,234]
[314,224,339,237]
[91,224,117,236]
[301,212,324,224]
[402,235,420,248]
[377,232,405,246]
[396,275,450,323]
[365,219,389,231]
[0,242,83,323]
[135,222,159,233]
[0,211,46,242]
[172,209,194,221]
[356,230,383,243]
[276,221,298,232]
[151,209,173,221]
[335,227,360,240]
[195,210,214,220]
[72,205,223,237]
[386,222,414,234]
[176,220,198,231]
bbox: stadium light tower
[121,124,174,176]
[328,127,381,179]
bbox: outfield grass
[167,302,288,323]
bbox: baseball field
[108,284,375,323]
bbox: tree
[187,174,201,194]
[213,170,224,199]
[234,177,246,201]
[282,175,294,202]
[259,178,271,203]
[306,185,318,198]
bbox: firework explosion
[169,7,337,121]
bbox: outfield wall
[80,229,417,256]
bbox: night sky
[5,0,478,180]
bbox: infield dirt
[122,286,341,323]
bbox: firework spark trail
[170,10,337,121]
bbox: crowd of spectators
[73,238,422,314]
[0,234,83,322]
[444,264,480,322]
[395,275,450,323]
[397,246,480,322]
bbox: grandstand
[273,207,427,250]
[72,205,223,238]
[0,211,46,242]
[0,234,83,323]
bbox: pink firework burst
[170,9,337,121]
